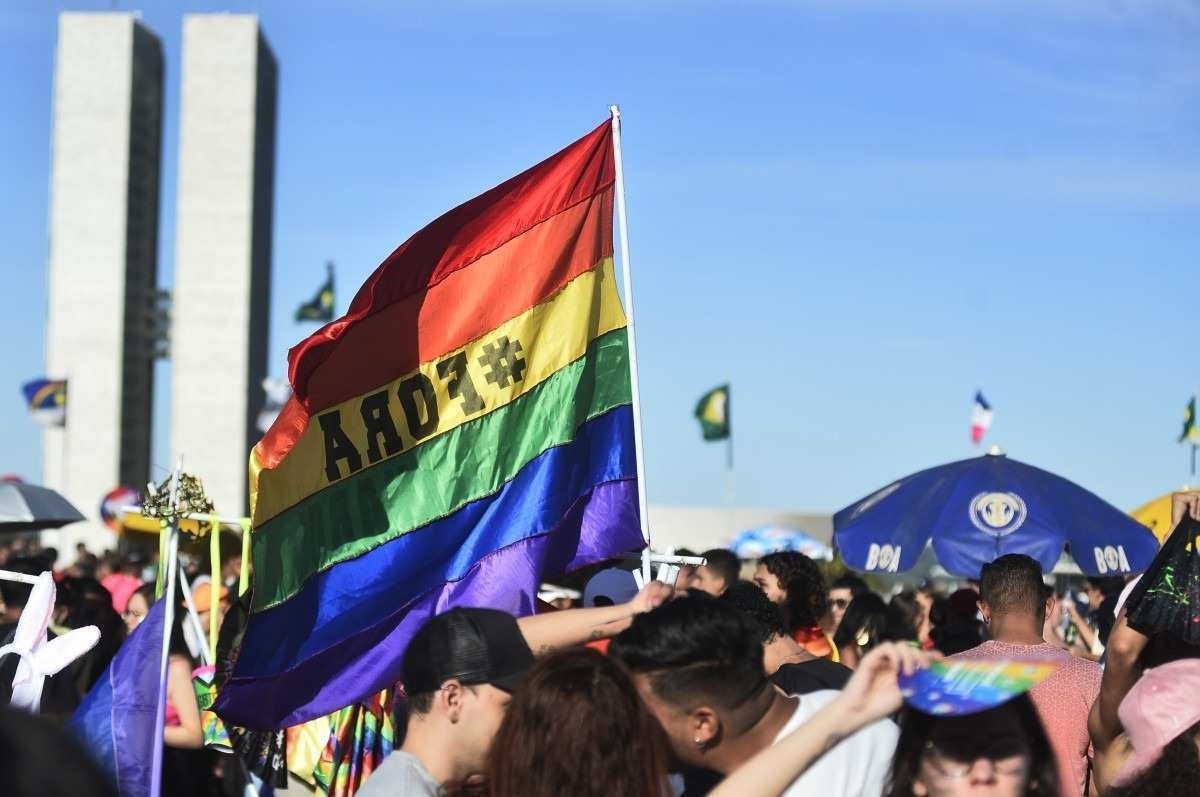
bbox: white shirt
[775,690,898,797]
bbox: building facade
[44,13,164,550]
[171,14,277,515]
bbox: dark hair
[0,557,41,608]
[129,583,191,661]
[927,596,984,656]
[759,552,828,624]
[889,591,921,637]
[885,694,1058,797]
[831,573,869,597]
[55,577,125,692]
[610,595,768,725]
[699,549,740,590]
[1084,576,1125,598]
[1106,722,1200,797]
[979,554,1045,618]
[832,593,914,653]
[0,707,117,796]
[721,580,788,644]
[485,649,668,797]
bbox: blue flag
[21,378,67,427]
[70,597,167,797]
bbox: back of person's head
[721,580,788,645]
[0,707,117,796]
[485,648,667,797]
[927,596,984,655]
[610,595,769,731]
[831,572,869,597]
[889,591,921,637]
[784,569,830,630]
[979,554,1045,619]
[698,548,739,590]
[885,693,1058,797]
[0,557,41,609]
[832,592,913,653]
[1086,576,1125,599]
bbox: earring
[693,737,705,749]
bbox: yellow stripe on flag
[252,258,626,525]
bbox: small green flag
[295,262,335,322]
[1180,397,1199,445]
[694,384,730,441]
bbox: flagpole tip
[609,104,620,118]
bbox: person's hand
[628,581,673,615]
[1173,491,1200,524]
[1066,601,1084,622]
[831,642,940,731]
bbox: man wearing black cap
[359,608,532,796]
[360,581,673,795]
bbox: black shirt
[771,658,853,695]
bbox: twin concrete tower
[44,12,277,549]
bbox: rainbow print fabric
[215,121,643,728]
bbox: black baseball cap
[402,607,535,695]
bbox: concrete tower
[171,15,277,515]
[44,13,164,549]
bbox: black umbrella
[0,482,86,531]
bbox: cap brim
[488,666,531,694]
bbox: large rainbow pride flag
[215,121,644,728]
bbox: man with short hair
[610,595,896,796]
[690,548,739,597]
[360,583,673,795]
[952,554,1101,796]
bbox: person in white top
[610,594,899,797]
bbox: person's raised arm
[1088,610,1147,753]
[516,581,673,655]
[708,643,938,797]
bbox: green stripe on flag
[252,329,631,611]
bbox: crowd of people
[1,497,1199,797]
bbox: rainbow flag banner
[214,120,644,728]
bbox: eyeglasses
[923,741,1029,780]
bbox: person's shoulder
[358,751,441,797]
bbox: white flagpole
[151,458,183,797]
[609,105,653,585]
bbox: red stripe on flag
[286,120,615,404]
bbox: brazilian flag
[295,263,335,322]
[694,384,730,441]
[1180,397,1199,445]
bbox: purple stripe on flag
[70,596,167,797]
[215,478,642,729]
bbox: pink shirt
[952,640,1100,797]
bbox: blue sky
[1,0,1197,517]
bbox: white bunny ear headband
[0,570,100,713]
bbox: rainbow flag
[215,120,644,728]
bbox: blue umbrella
[833,450,1159,578]
[727,525,833,561]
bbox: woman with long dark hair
[885,693,1058,797]
[484,647,669,797]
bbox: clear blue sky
[1,0,1197,517]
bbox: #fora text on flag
[217,121,643,728]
